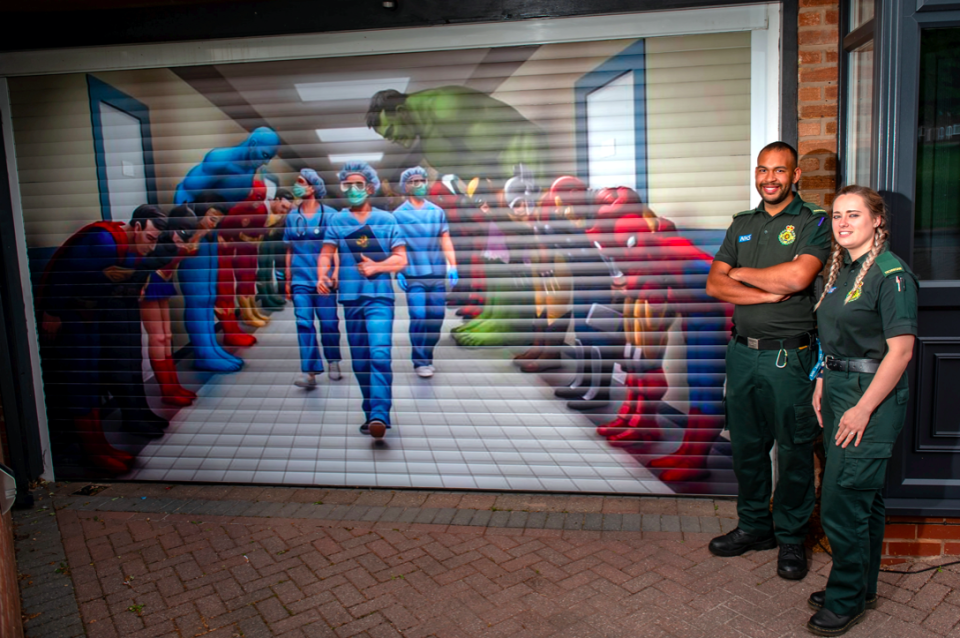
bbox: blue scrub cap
[338,161,380,194]
[399,166,429,191]
[299,168,327,199]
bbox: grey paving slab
[641,514,660,532]
[379,506,404,523]
[343,504,369,521]
[680,516,701,533]
[661,515,681,532]
[397,508,420,524]
[583,512,603,531]
[414,508,439,524]
[563,513,584,531]
[506,511,528,529]
[328,504,353,521]
[452,509,476,526]
[361,506,387,522]
[545,512,566,530]
[469,510,493,527]
[622,514,642,532]
[699,516,722,535]
[259,502,288,518]
[489,511,510,528]
[526,512,547,529]
[602,514,622,532]
[278,502,304,518]
[433,508,457,526]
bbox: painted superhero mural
[12,31,755,495]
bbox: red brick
[799,10,822,26]
[798,192,823,206]
[825,85,839,99]
[799,67,839,84]
[799,28,839,46]
[799,139,838,155]
[886,541,943,557]
[825,120,837,135]
[826,50,839,63]
[800,0,837,7]
[918,524,960,541]
[824,156,837,171]
[944,542,960,555]
[884,524,918,540]
[825,9,839,24]
[799,157,821,172]
[824,192,837,207]
[799,121,822,137]
[799,51,823,65]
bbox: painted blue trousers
[343,298,394,425]
[292,285,342,373]
[405,277,446,368]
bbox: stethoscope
[294,207,325,240]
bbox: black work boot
[777,543,809,580]
[707,527,777,557]
[806,608,865,636]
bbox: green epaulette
[875,252,905,277]
[733,208,756,218]
[801,201,828,216]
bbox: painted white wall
[586,71,637,190]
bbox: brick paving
[14,483,960,637]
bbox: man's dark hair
[365,89,408,130]
[759,141,799,168]
[192,191,231,216]
[130,204,167,231]
[274,188,294,202]
[167,204,198,239]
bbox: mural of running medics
[11,31,750,493]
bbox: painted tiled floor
[123,300,688,494]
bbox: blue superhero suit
[174,127,281,206]
[177,232,244,372]
[173,127,280,371]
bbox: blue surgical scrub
[284,204,342,373]
[393,199,449,368]
[324,208,405,425]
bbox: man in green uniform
[704,141,831,580]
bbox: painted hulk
[366,87,548,346]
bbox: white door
[586,71,636,190]
[100,103,149,220]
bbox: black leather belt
[735,333,814,351]
[824,356,882,373]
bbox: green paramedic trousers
[725,339,819,544]
[820,368,907,616]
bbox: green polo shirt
[714,195,830,339]
[816,250,918,360]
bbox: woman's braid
[813,240,845,311]
[846,226,889,304]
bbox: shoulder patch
[875,252,904,277]
[733,209,756,218]
[800,201,827,216]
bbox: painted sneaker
[415,366,434,378]
[294,374,317,389]
[329,362,343,381]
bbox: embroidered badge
[845,282,863,304]
[356,235,370,249]
[738,234,752,243]
[778,225,797,245]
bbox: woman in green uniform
[807,185,918,636]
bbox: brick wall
[883,518,960,564]
[796,0,840,208]
[0,395,24,638]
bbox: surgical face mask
[292,184,308,199]
[346,186,369,207]
[412,184,428,198]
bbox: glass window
[849,0,875,32]
[845,40,874,187]
[914,28,960,281]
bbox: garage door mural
[9,31,755,495]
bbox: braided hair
[813,185,889,311]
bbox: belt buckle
[747,337,760,350]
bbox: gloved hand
[447,266,459,289]
[397,272,409,292]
